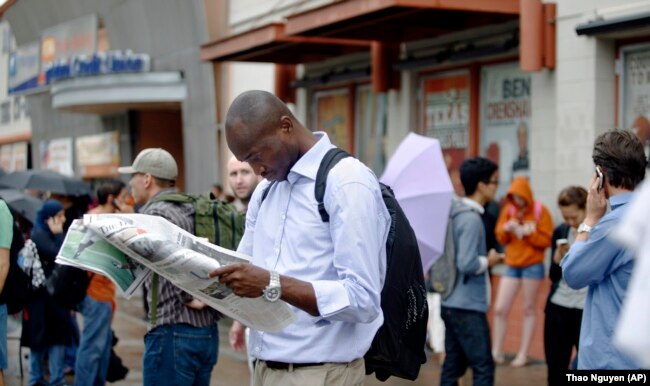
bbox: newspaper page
[57,220,150,298]
[82,213,297,332]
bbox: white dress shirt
[238,132,390,363]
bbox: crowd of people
[0,89,647,386]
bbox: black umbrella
[0,169,91,196]
[0,188,43,224]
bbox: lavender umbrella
[380,133,454,272]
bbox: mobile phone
[595,166,604,192]
[556,238,569,246]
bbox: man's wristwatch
[263,271,282,302]
[577,223,593,234]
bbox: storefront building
[202,0,650,360]
[0,0,226,192]
[0,21,31,172]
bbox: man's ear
[279,115,293,134]
[143,173,153,189]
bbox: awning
[51,72,186,114]
[201,23,369,63]
[285,0,519,42]
[576,11,650,38]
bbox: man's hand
[115,202,135,213]
[553,243,570,264]
[186,298,206,310]
[487,248,504,268]
[584,174,608,226]
[209,263,269,298]
[229,321,247,352]
[210,263,320,316]
[46,216,64,234]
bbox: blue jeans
[65,314,80,370]
[440,307,494,386]
[74,296,113,386]
[0,304,6,370]
[503,263,545,279]
[143,323,218,386]
[29,344,66,386]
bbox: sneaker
[492,351,505,365]
[510,354,528,367]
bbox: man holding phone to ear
[561,130,647,369]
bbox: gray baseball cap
[118,148,178,180]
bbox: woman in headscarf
[21,199,75,386]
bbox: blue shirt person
[561,130,647,370]
[561,193,637,369]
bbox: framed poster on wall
[76,131,120,178]
[480,62,531,198]
[312,88,351,151]
[40,137,74,176]
[422,70,470,195]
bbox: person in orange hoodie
[75,180,133,386]
[492,177,552,367]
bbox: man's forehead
[228,158,254,172]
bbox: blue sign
[44,51,151,85]
[8,41,40,94]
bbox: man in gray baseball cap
[119,148,220,386]
[118,148,178,205]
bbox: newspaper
[57,214,297,332]
[58,220,150,298]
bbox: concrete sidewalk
[6,294,548,386]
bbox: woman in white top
[544,186,588,386]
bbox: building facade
[1,0,226,192]
[201,0,650,359]
[0,20,31,172]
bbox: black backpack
[46,265,93,310]
[262,148,428,381]
[0,222,31,314]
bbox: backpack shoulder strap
[315,148,351,222]
[533,200,542,222]
[150,192,193,204]
[260,181,276,204]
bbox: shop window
[311,88,351,150]
[421,70,470,195]
[355,85,386,174]
[480,62,531,198]
[620,43,650,161]
[0,101,10,124]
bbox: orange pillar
[520,0,543,72]
[543,3,557,70]
[371,42,399,93]
[275,64,296,104]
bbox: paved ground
[6,294,547,386]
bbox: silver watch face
[264,286,281,302]
[578,223,592,233]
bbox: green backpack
[151,193,245,250]
[148,193,245,324]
